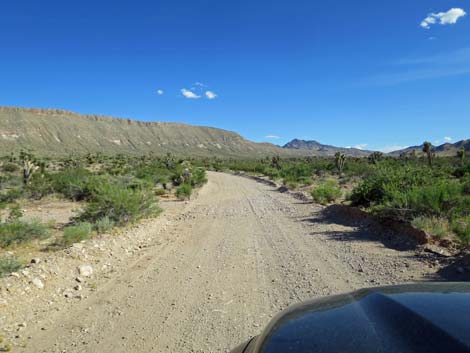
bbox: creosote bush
[0,256,22,277]
[0,220,49,248]
[55,222,93,248]
[452,217,470,246]
[94,216,115,234]
[310,180,342,205]
[80,181,159,225]
[176,183,192,200]
[411,217,450,239]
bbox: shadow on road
[301,205,418,252]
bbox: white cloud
[380,145,408,153]
[421,8,466,29]
[156,89,164,95]
[205,90,217,100]
[181,88,201,99]
[194,82,207,87]
[353,144,368,150]
[264,135,280,139]
[444,136,453,142]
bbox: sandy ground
[1,172,444,353]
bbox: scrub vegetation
[0,151,207,275]
[212,146,470,246]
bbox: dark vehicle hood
[233,283,470,353]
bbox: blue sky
[1,0,469,152]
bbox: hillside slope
[0,107,296,158]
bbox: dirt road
[8,172,439,353]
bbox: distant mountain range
[0,107,367,158]
[282,139,371,156]
[1,106,466,158]
[390,140,470,157]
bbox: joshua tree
[422,141,434,167]
[19,150,39,185]
[163,152,175,170]
[457,147,466,167]
[271,155,281,170]
[368,151,383,165]
[334,152,346,176]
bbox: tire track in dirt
[11,172,440,353]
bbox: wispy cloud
[396,48,470,66]
[181,88,201,99]
[365,48,470,86]
[156,89,164,95]
[194,82,207,88]
[353,144,368,150]
[205,91,217,100]
[444,136,453,142]
[264,135,280,139]
[421,8,466,29]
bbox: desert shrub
[155,188,166,196]
[1,163,19,173]
[349,165,431,207]
[412,216,450,238]
[403,181,463,217]
[7,204,22,221]
[311,180,342,205]
[80,182,158,225]
[452,217,470,246]
[26,174,54,199]
[285,181,299,190]
[57,222,93,247]
[280,162,314,184]
[0,188,24,204]
[462,176,470,195]
[176,183,192,200]
[51,168,94,201]
[0,220,49,248]
[191,167,207,187]
[0,256,22,277]
[94,216,115,234]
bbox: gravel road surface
[7,172,439,353]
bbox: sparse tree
[368,151,383,165]
[19,150,39,185]
[163,152,175,170]
[457,147,466,167]
[271,155,281,170]
[422,141,434,167]
[334,152,346,176]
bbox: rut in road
[18,172,437,353]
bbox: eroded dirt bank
[1,172,448,352]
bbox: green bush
[0,256,22,277]
[27,174,54,199]
[402,181,463,217]
[191,167,207,187]
[0,220,49,248]
[0,188,24,204]
[51,168,94,201]
[311,180,342,205]
[155,188,166,196]
[7,204,22,221]
[94,216,115,234]
[452,217,470,246]
[412,216,450,238]
[56,222,92,248]
[2,163,19,173]
[80,182,159,225]
[176,183,192,200]
[462,176,470,195]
